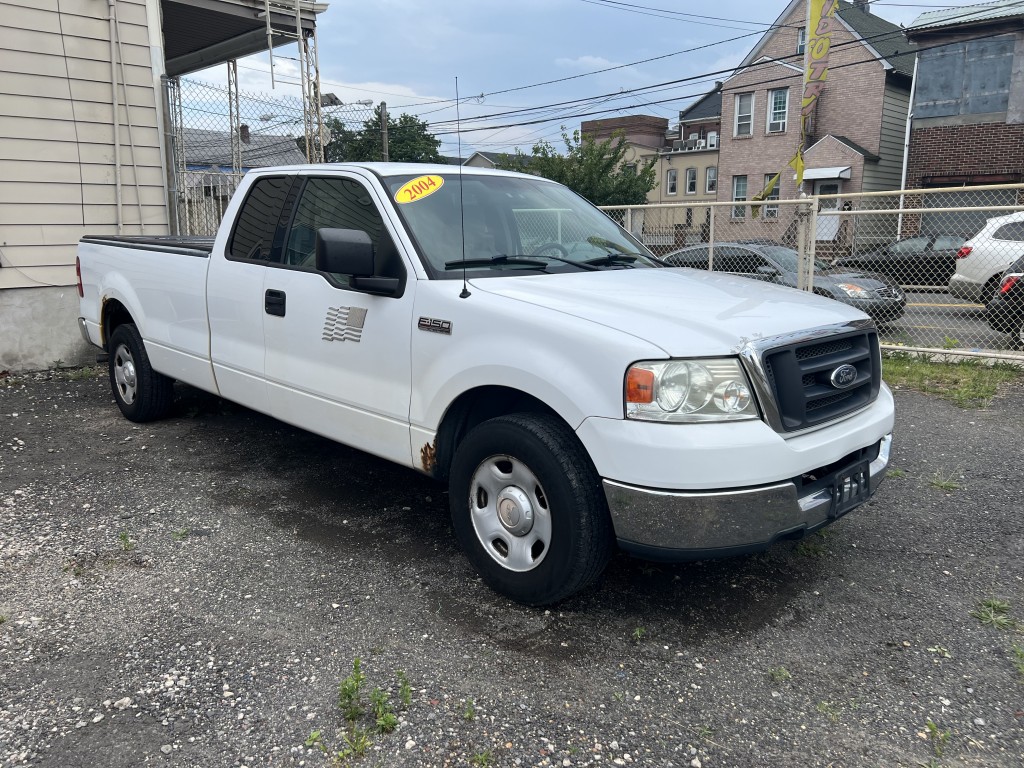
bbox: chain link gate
[602,183,1024,362]
[165,74,377,237]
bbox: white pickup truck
[77,163,894,605]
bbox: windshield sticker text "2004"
[395,175,444,204]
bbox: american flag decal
[321,306,368,342]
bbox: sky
[193,0,990,159]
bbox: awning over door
[803,166,852,181]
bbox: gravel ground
[1,368,1023,768]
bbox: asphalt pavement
[2,369,1023,767]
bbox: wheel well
[101,299,135,350]
[429,386,562,483]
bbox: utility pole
[380,101,389,162]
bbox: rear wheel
[982,275,1001,309]
[108,324,173,422]
[449,414,614,605]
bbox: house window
[767,88,788,133]
[623,163,637,175]
[685,168,697,194]
[666,168,678,195]
[706,166,717,194]
[734,93,753,136]
[797,27,806,55]
[707,131,718,148]
[763,173,780,218]
[732,175,747,219]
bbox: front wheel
[449,414,614,605]
[108,323,174,422]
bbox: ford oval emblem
[830,364,858,389]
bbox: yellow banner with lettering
[790,0,838,187]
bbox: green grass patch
[882,353,1021,408]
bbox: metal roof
[909,0,1024,33]
[182,127,307,168]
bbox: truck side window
[228,176,293,262]
[286,178,402,289]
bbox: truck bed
[79,235,214,257]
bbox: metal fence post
[795,196,809,291]
[625,207,632,237]
[380,101,389,162]
[807,200,817,292]
[708,206,715,271]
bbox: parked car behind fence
[833,235,965,288]
[948,211,1024,306]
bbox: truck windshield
[384,172,659,277]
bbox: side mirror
[315,228,400,297]
[316,228,374,276]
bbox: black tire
[108,323,174,423]
[982,275,1001,309]
[448,413,614,606]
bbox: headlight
[836,282,871,299]
[625,358,759,422]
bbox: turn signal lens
[956,246,973,259]
[1000,274,1021,294]
[626,367,655,403]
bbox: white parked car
[948,211,1024,305]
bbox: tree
[494,129,657,206]
[310,112,444,164]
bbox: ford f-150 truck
[77,163,894,605]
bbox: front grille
[761,330,881,432]
[873,287,899,299]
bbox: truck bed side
[78,236,219,395]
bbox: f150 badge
[322,306,367,342]
[418,317,452,335]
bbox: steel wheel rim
[112,343,138,405]
[469,454,552,572]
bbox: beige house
[0,0,325,371]
[717,0,915,247]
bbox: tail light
[1000,274,1021,295]
[955,246,972,260]
[75,256,84,298]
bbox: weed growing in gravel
[51,359,64,370]
[0,615,6,626]
[971,598,1015,630]
[926,646,951,660]
[696,725,715,741]
[816,701,841,723]
[471,750,493,767]
[118,531,135,552]
[397,670,412,709]
[768,666,792,683]
[924,718,950,757]
[370,687,397,734]
[794,539,826,558]
[928,469,961,492]
[1012,646,1024,678]
[337,726,372,760]
[463,699,477,721]
[886,468,907,479]
[66,366,100,381]
[338,658,366,721]
[305,730,327,754]
[171,529,189,541]
[631,626,647,643]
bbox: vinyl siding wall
[861,82,910,192]
[0,0,168,291]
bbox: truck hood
[471,268,868,357]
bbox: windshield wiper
[443,255,550,271]
[583,253,640,267]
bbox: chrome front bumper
[604,433,891,559]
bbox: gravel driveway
[2,369,1023,768]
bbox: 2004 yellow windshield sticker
[395,175,444,204]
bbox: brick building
[717,0,916,243]
[903,0,1024,198]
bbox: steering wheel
[531,243,570,258]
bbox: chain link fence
[166,75,376,236]
[603,184,1024,360]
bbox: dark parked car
[985,254,1024,344]
[832,235,965,287]
[665,241,906,323]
